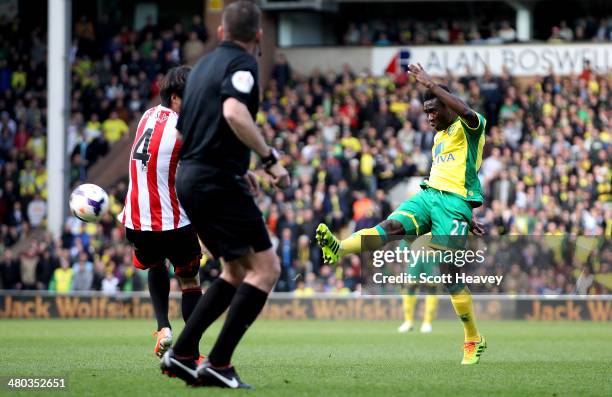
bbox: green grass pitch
[2,319,611,396]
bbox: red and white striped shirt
[119,105,190,231]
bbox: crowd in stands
[547,17,612,43]
[342,16,612,45]
[0,13,610,296]
[343,19,521,46]
[0,13,208,269]
[68,14,208,185]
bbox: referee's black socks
[174,278,237,358]
[208,283,269,367]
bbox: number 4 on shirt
[132,128,153,167]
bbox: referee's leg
[172,261,244,359]
[172,169,246,359]
[206,248,280,367]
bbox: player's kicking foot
[197,359,253,389]
[153,327,173,358]
[420,323,433,333]
[160,349,198,384]
[461,336,487,365]
[397,321,413,333]
[316,223,340,265]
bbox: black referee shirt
[177,41,259,177]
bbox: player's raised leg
[317,190,431,265]
[315,223,391,264]
[316,211,423,265]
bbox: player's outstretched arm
[408,63,479,129]
[223,98,290,188]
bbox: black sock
[181,287,202,323]
[208,283,268,367]
[181,287,203,358]
[173,278,237,358]
[148,265,170,330]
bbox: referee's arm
[223,98,269,158]
[223,98,290,188]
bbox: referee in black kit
[161,0,289,389]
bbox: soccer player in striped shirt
[118,66,203,359]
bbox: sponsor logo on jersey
[433,142,456,165]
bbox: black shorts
[176,164,272,262]
[125,225,202,278]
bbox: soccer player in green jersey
[316,63,487,364]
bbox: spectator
[559,21,574,41]
[36,247,58,290]
[272,53,291,91]
[548,26,564,43]
[27,193,46,227]
[190,14,209,43]
[499,21,516,42]
[276,227,297,292]
[0,249,21,289]
[183,31,205,66]
[102,111,128,144]
[49,255,73,293]
[374,32,392,46]
[19,245,39,289]
[101,270,119,294]
[91,259,106,291]
[72,252,93,291]
[11,64,26,91]
[293,280,314,296]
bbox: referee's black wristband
[261,148,279,169]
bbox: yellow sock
[402,294,417,323]
[423,295,439,325]
[450,287,480,342]
[339,226,385,256]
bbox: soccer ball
[69,183,110,223]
